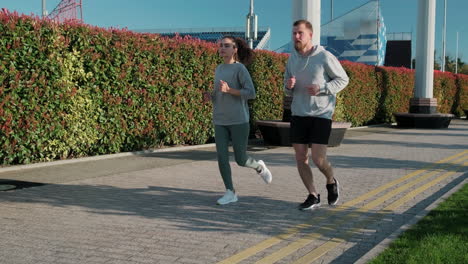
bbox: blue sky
[2,0,467,64]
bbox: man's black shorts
[290,116,332,145]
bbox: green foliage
[335,61,380,126]
[0,14,72,164]
[376,66,415,123]
[248,50,287,122]
[433,72,458,116]
[455,74,468,116]
[0,12,220,164]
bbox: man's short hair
[293,19,313,33]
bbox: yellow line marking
[255,155,468,264]
[216,150,468,264]
[345,150,468,208]
[385,172,462,211]
[254,234,322,264]
[291,161,467,264]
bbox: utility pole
[441,0,447,71]
[245,0,258,49]
[455,31,459,74]
[42,0,48,17]
[331,0,334,21]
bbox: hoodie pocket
[315,95,331,109]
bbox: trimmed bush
[376,66,415,123]
[433,71,458,115]
[249,50,287,122]
[335,61,380,126]
[454,74,468,116]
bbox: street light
[42,0,48,17]
[245,0,258,49]
[441,0,447,71]
[455,31,459,73]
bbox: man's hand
[306,84,320,96]
[286,76,296,89]
[220,80,230,93]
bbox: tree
[442,55,466,74]
[410,58,441,70]
[460,64,468,75]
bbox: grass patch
[369,183,468,264]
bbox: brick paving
[0,119,467,264]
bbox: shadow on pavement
[0,183,316,235]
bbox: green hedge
[334,61,381,126]
[1,10,467,165]
[0,13,75,163]
[0,12,221,164]
[455,74,468,116]
[376,66,415,123]
[434,71,458,115]
[59,24,224,153]
[248,50,287,123]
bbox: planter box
[393,113,453,128]
[256,120,351,147]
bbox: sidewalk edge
[0,143,216,173]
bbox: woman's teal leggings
[215,122,261,192]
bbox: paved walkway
[0,120,467,264]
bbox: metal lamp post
[441,0,447,71]
[42,0,48,17]
[246,0,258,49]
[455,31,459,74]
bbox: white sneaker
[217,190,238,205]
[257,160,272,184]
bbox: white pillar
[414,0,436,99]
[292,0,321,46]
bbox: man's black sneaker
[298,194,321,210]
[326,178,340,205]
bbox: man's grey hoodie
[284,45,349,120]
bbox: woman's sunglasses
[219,43,236,48]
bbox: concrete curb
[348,123,396,130]
[354,177,468,264]
[0,143,216,173]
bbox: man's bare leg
[311,143,335,184]
[293,143,318,196]
[311,143,340,205]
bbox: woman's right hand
[287,76,296,89]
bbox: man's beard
[294,41,306,51]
